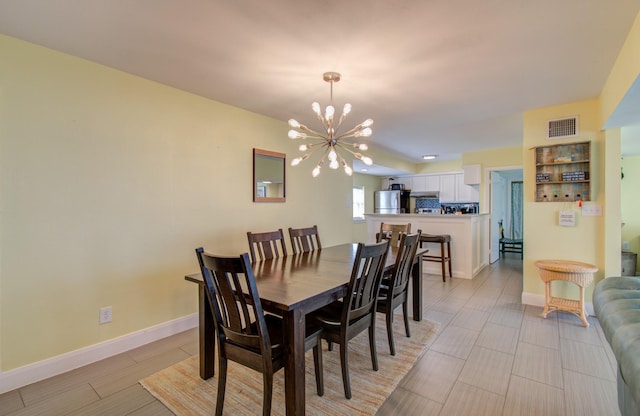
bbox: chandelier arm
[334,141,358,157]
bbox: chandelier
[288,72,373,177]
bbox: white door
[490,172,507,263]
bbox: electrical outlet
[623,241,631,250]
[99,306,112,324]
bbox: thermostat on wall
[559,210,576,227]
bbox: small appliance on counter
[417,208,441,214]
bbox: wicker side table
[534,259,598,327]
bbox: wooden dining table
[185,242,426,416]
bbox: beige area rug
[140,318,439,415]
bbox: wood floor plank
[560,339,616,381]
[5,383,99,416]
[66,384,155,416]
[377,386,442,416]
[458,346,514,396]
[430,325,479,359]
[512,342,564,388]
[503,375,565,416]
[89,348,190,398]
[0,389,24,416]
[563,369,618,416]
[476,322,519,354]
[450,308,490,331]
[439,381,505,416]
[399,349,465,403]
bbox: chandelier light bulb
[325,105,335,121]
[354,128,372,137]
[287,72,373,177]
[312,102,321,116]
[289,130,306,139]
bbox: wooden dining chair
[195,248,324,416]
[377,222,411,248]
[246,229,288,262]
[308,240,389,399]
[376,231,421,356]
[288,225,321,254]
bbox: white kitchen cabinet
[441,173,479,202]
[411,175,439,192]
[439,174,456,202]
[456,173,480,202]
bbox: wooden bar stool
[420,234,452,282]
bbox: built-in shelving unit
[534,141,590,202]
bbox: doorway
[488,167,523,263]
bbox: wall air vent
[547,116,578,140]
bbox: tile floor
[0,254,620,415]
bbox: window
[353,186,365,221]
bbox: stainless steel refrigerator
[374,190,411,214]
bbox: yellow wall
[462,147,524,209]
[0,35,355,370]
[352,173,383,242]
[622,155,640,271]
[522,99,605,302]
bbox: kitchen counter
[365,213,490,279]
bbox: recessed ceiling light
[422,155,437,160]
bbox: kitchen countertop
[366,213,489,218]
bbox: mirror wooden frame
[253,148,286,202]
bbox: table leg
[541,281,551,318]
[283,309,305,415]
[198,284,215,379]
[412,253,423,321]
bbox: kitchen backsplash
[415,198,479,212]
[415,198,441,209]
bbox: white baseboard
[0,313,198,394]
[521,292,595,316]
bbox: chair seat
[499,237,522,244]
[420,234,451,244]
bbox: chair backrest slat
[343,241,389,323]
[389,232,421,294]
[289,225,322,254]
[377,222,411,248]
[195,248,269,352]
[247,229,288,262]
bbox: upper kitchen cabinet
[440,173,479,203]
[411,175,440,192]
[534,141,590,202]
[439,174,457,202]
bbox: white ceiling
[1,1,639,174]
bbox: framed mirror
[253,148,286,202]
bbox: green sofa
[593,276,640,416]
